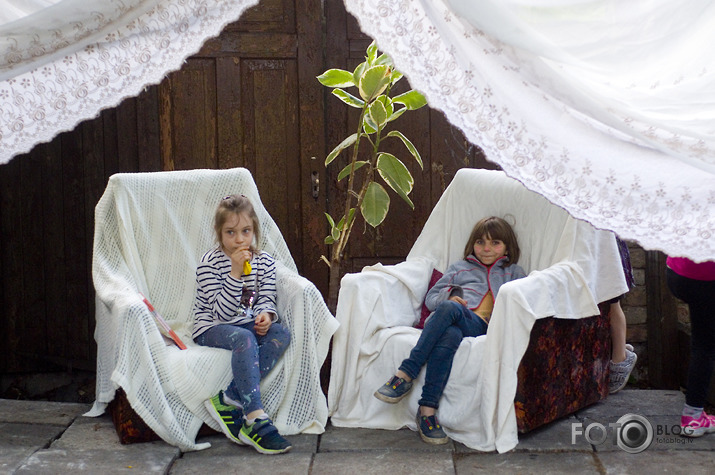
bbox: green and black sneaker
[239,416,292,454]
[204,390,245,445]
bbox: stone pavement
[1,390,714,474]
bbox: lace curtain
[1,0,713,260]
[343,0,715,261]
[0,0,258,163]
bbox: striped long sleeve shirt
[192,246,278,340]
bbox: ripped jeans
[195,321,291,414]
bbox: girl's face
[473,234,507,266]
[221,211,254,255]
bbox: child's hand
[229,247,252,277]
[254,312,272,336]
[448,296,467,306]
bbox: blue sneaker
[417,413,449,445]
[239,416,292,454]
[374,375,413,403]
[204,390,245,445]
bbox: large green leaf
[363,114,378,134]
[358,65,391,102]
[337,160,368,181]
[393,89,427,110]
[376,95,394,118]
[387,107,406,123]
[366,41,378,64]
[377,153,415,209]
[361,182,390,227]
[317,69,355,88]
[332,88,365,108]
[369,100,388,128]
[386,130,423,169]
[353,62,368,87]
[326,133,358,166]
[375,53,393,67]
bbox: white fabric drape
[343,0,715,261]
[0,0,258,163]
[2,0,713,260]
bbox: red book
[141,295,187,350]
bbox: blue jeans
[195,321,290,414]
[399,300,488,409]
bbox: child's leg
[196,323,264,415]
[609,301,627,363]
[398,301,485,381]
[418,325,463,412]
[255,322,291,378]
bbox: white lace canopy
[1,0,713,261]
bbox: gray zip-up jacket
[424,255,527,316]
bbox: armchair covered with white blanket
[328,168,627,453]
[87,167,339,451]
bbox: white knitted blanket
[86,167,339,451]
[328,168,627,453]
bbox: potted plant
[317,41,427,311]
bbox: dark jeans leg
[399,300,488,408]
[667,268,715,408]
[195,322,290,414]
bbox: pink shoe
[681,411,715,437]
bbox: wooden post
[646,251,679,389]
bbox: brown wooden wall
[0,0,490,375]
[0,0,677,388]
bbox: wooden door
[157,0,328,293]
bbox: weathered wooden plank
[159,59,218,171]
[216,57,243,169]
[18,144,48,371]
[297,0,328,293]
[0,156,23,372]
[42,133,67,363]
[136,85,162,172]
[61,129,90,363]
[646,250,679,389]
[199,33,297,58]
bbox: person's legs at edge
[667,269,715,437]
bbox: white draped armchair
[87,167,338,451]
[328,168,628,453]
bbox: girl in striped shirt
[193,194,292,454]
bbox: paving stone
[312,451,454,475]
[597,449,715,474]
[576,389,684,420]
[455,452,600,474]
[513,415,593,453]
[14,446,179,474]
[50,413,123,450]
[172,445,312,474]
[190,431,318,455]
[0,422,66,448]
[582,413,715,453]
[0,399,90,426]
[0,446,41,475]
[319,424,454,453]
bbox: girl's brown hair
[463,216,520,265]
[214,194,261,251]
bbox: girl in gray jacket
[374,216,527,444]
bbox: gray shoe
[609,348,637,394]
[416,412,449,445]
[374,375,413,403]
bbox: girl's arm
[252,252,278,321]
[194,258,246,322]
[424,263,460,312]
